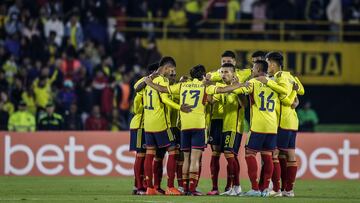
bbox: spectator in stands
[240,0,255,35]
[143,38,162,69]
[44,13,64,46]
[305,0,328,41]
[4,13,22,36]
[226,0,241,39]
[8,100,35,132]
[326,0,342,41]
[109,108,121,131]
[0,91,14,115]
[2,54,17,85]
[251,0,267,39]
[64,14,84,50]
[10,76,23,108]
[0,101,9,130]
[64,103,83,130]
[60,47,81,81]
[4,34,20,58]
[116,73,132,130]
[38,102,64,131]
[57,79,76,113]
[21,87,36,115]
[32,68,58,110]
[345,0,360,22]
[0,69,8,92]
[101,76,116,119]
[185,0,203,38]
[85,105,108,130]
[84,11,108,45]
[168,2,187,28]
[298,101,319,132]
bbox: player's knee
[224,151,235,158]
[146,148,156,155]
[287,150,296,161]
[245,149,256,156]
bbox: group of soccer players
[129,50,304,197]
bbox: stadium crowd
[0,0,354,131]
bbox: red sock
[182,174,189,192]
[258,164,265,191]
[234,156,240,186]
[196,156,202,187]
[225,164,231,189]
[189,172,199,192]
[210,154,220,190]
[134,153,145,190]
[261,154,274,189]
[176,162,183,187]
[272,158,281,192]
[153,159,163,189]
[285,161,297,191]
[225,156,236,187]
[245,154,259,190]
[279,155,287,191]
[144,153,155,188]
[167,153,176,188]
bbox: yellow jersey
[209,68,252,83]
[170,94,180,128]
[168,78,207,130]
[235,78,280,134]
[129,91,144,130]
[144,75,179,132]
[207,83,245,133]
[272,71,304,131]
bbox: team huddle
[129,50,304,197]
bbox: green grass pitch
[0,177,359,202]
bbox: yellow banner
[157,40,360,85]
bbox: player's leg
[284,131,297,197]
[259,134,278,197]
[133,129,147,195]
[188,129,206,195]
[207,119,223,195]
[182,151,190,194]
[195,154,202,188]
[232,133,243,195]
[180,130,192,194]
[271,149,282,195]
[277,128,292,192]
[129,129,139,194]
[244,132,264,197]
[172,127,184,191]
[221,133,236,196]
[144,132,157,195]
[189,149,203,195]
[154,148,166,194]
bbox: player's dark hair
[254,60,268,73]
[159,56,176,67]
[146,62,159,74]
[265,51,283,67]
[221,50,236,59]
[221,63,235,71]
[251,51,266,58]
[190,64,206,80]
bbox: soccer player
[144,64,243,195]
[129,63,159,195]
[143,57,192,195]
[206,63,248,196]
[207,51,252,194]
[257,52,304,197]
[168,72,185,192]
[251,51,266,64]
[235,60,286,197]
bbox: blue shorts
[277,128,297,150]
[181,129,206,151]
[145,129,175,149]
[171,127,181,146]
[246,131,277,152]
[129,129,146,153]
[208,119,223,146]
[222,131,242,155]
